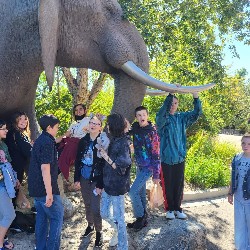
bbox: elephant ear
[38,0,61,88]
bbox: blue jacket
[0,162,17,198]
[156,94,202,165]
[231,153,250,200]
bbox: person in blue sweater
[156,92,202,220]
[127,106,160,231]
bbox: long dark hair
[107,113,126,138]
[0,119,6,128]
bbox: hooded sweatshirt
[156,93,202,165]
[130,121,160,179]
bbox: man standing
[156,92,202,220]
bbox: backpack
[10,211,36,234]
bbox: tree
[119,0,250,85]
[61,67,108,108]
[35,72,72,135]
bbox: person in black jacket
[99,113,132,250]
[6,112,32,185]
[6,112,33,217]
[74,115,105,248]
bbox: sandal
[3,240,14,250]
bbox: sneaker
[82,225,94,237]
[109,230,118,247]
[166,211,175,220]
[175,210,187,220]
[95,232,103,248]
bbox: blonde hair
[242,133,250,140]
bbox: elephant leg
[112,72,146,123]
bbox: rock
[62,196,75,219]
[128,216,206,250]
[58,173,75,218]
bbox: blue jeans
[129,167,152,218]
[234,197,250,250]
[34,195,64,250]
[101,191,128,250]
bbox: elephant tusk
[121,61,216,93]
[146,89,169,96]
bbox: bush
[185,132,238,189]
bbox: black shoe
[133,216,147,232]
[31,206,37,214]
[83,225,94,237]
[127,220,136,228]
[9,224,23,233]
[95,232,103,248]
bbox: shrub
[185,132,238,189]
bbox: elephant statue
[0,0,214,136]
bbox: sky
[222,40,250,78]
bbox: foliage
[119,0,250,85]
[35,73,114,135]
[35,72,73,135]
[143,71,250,134]
[88,81,114,117]
[185,131,238,189]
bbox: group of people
[0,91,249,250]
[0,112,33,250]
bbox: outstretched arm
[183,92,202,127]
[155,94,173,136]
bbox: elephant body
[0,0,149,136]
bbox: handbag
[16,187,31,209]
[149,183,164,209]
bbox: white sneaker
[175,210,187,219]
[109,231,118,247]
[166,211,175,220]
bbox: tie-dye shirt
[129,121,160,179]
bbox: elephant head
[38,0,214,121]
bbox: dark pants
[80,177,102,232]
[161,161,185,211]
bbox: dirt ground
[8,193,236,250]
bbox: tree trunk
[61,67,107,107]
